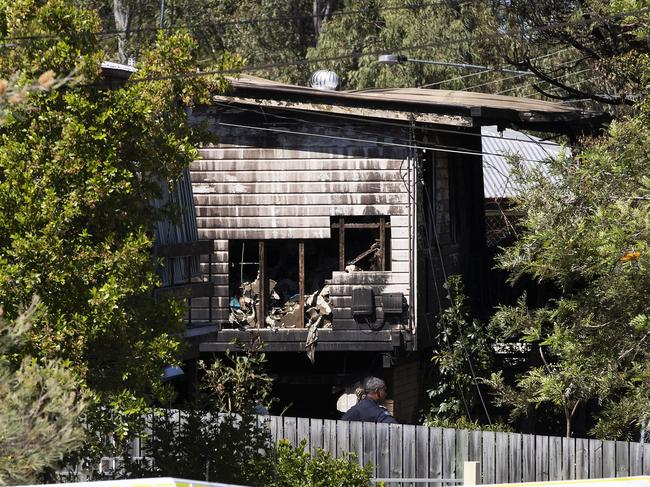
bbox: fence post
[464,461,481,486]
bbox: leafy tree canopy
[489,74,649,439]
[0,0,240,431]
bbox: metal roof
[223,75,608,133]
[482,126,565,199]
[100,61,137,79]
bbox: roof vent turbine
[310,69,340,91]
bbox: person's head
[364,377,387,404]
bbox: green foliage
[0,297,86,486]
[485,0,650,105]
[425,276,495,425]
[271,439,373,487]
[491,75,650,438]
[200,338,274,414]
[0,0,240,466]
[115,341,274,486]
[90,0,312,83]
[308,0,502,90]
[119,407,274,487]
[423,416,513,433]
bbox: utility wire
[404,116,474,421]
[6,7,648,83]
[420,175,493,425]
[496,67,593,95]
[215,101,569,149]
[216,122,552,164]
[420,48,570,89]
[122,5,648,84]
[210,101,537,192]
[461,55,582,92]
[497,73,605,102]
[0,0,482,43]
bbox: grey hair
[363,377,386,393]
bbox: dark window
[331,216,391,271]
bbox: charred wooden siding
[187,108,414,331]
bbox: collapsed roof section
[217,75,609,135]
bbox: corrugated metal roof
[482,126,566,199]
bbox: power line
[114,6,648,85]
[496,67,593,95]
[417,69,494,89]
[461,54,581,92]
[215,101,569,149]
[0,1,479,43]
[522,75,606,101]
[420,48,570,89]
[216,121,552,166]
[6,6,649,85]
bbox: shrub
[269,439,373,487]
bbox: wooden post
[338,217,345,271]
[298,241,305,329]
[464,461,481,485]
[379,216,386,271]
[258,241,265,329]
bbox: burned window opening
[228,239,331,331]
[331,216,391,272]
[227,216,390,331]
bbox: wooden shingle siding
[189,112,413,331]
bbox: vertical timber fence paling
[260,415,650,484]
[123,413,650,483]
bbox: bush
[270,439,373,487]
[117,340,274,486]
[119,408,273,486]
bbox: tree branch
[523,60,633,105]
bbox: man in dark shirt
[341,377,398,424]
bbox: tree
[270,440,373,487]
[481,0,649,106]
[0,0,240,439]
[117,340,274,486]
[0,298,87,486]
[90,0,314,84]
[424,276,497,426]
[488,87,649,438]
[307,0,504,90]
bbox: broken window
[226,216,390,331]
[228,239,332,331]
[228,240,261,328]
[331,216,391,272]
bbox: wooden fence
[263,415,650,485]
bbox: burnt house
[169,76,604,421]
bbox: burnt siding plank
[191,169,403,183]
[330,271,409,286]
[192,181,406,194]
[196,216,332,228]
[200,228,332,240]
[194,204,408,218]
[193,192,409,206]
